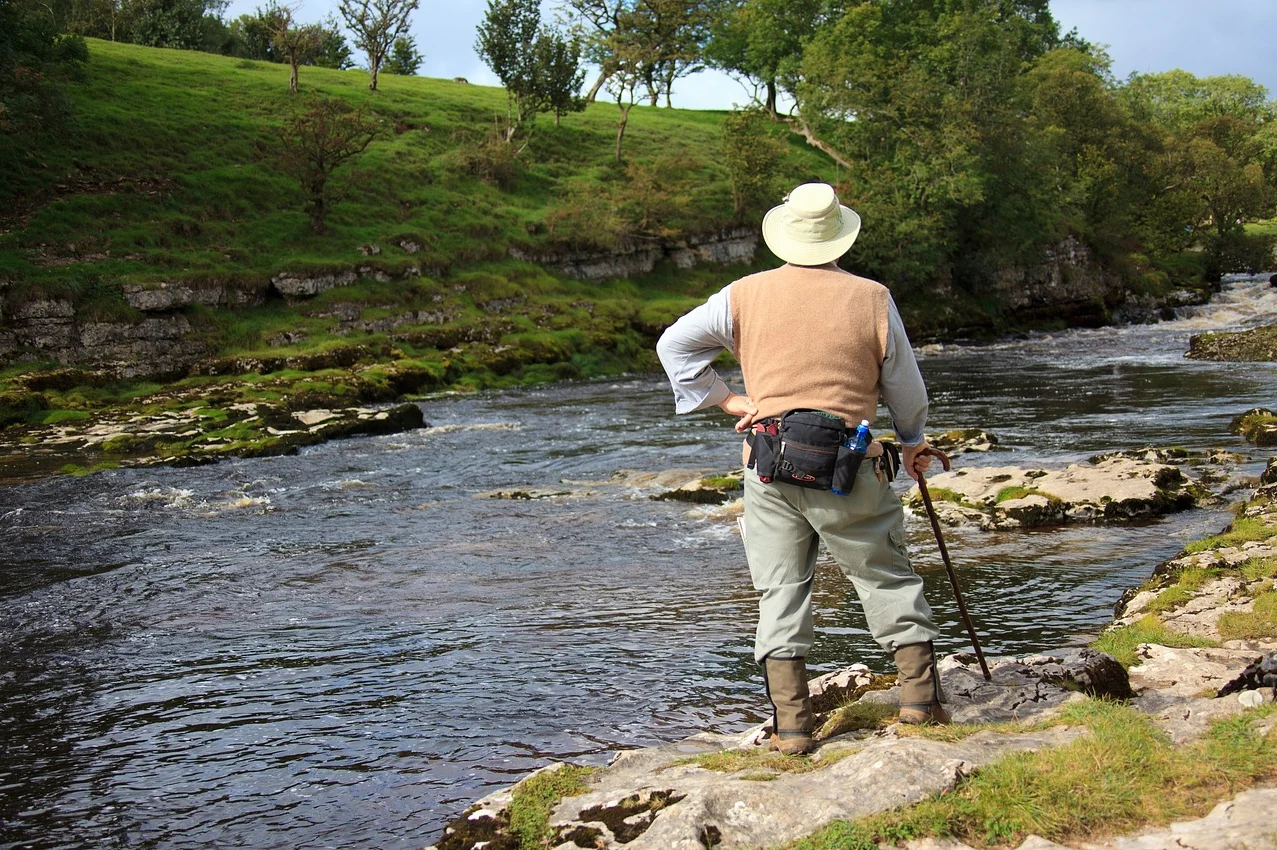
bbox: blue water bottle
[851,419,871,452]
[831,420,871,495]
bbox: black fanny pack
[748,409,866,494]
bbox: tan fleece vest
[730,264,890,426]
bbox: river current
[2,275,1276,849]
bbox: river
[2,275,1276,849]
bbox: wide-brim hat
[761,183,861,266]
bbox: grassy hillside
[5,39,818,283]
[0,39,843,454]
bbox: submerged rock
[909,456,1198,530]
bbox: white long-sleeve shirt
[656,282,930,446]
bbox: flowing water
[2,275,1276,849]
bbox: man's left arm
[880,297,933,479]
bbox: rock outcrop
[908,455,1199,530]
[509,228,758,281]
[1187,324,1277,362]
[1229,407,1277,447]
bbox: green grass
[785,700,1277,850]
[1244,219,1277,238]
[1145,566,1220,614]
[507,765,596,850]
[1218,590,1277,642]
[1184,516,1277,553]
[1093,614,1219,668]
[685,750,822,776]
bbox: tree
[477,0,583,141]
[533,28,585,126]
[272,9,324,92]
[382,34,422,75]
[704,0,822,117]
[311,15,354,69]
[1122,70,1274,134]
[603,28,642,162]
[632,0,716,108]
[721,107,787,218]
[476,0,541,141]
[336,0,419,91]
[1,0,88,199]
[274,95,382,233]
[66,0,127,41]
[228,2,285,61]
[557,0,625,102]
[126,0,228,50]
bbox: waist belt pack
[748,409,867,494]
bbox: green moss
[507,765,596,850]
[818,702,900,739]
[34,409,92,425]
[923,487,967,505]
[699,475,743,490]
[1093,614,1219,668]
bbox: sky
[222,0,1277,110]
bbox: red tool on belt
[916,446,992,681]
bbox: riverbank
[428,466,1277,850]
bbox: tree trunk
[308,194,326,234]
[785,116,855,171]
[554,111,561,128]
[586,70,607,103]
[289,59,299,93]
[766,80,778,119]
[369,56,380,91]
[615,104,632,163]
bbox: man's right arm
[656,284,736,414]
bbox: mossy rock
[1187,325,1277,361]
[1230,408,1277,447]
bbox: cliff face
[0,234,1188,382]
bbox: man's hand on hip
[718,392,758,433]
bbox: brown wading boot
[895,641,952,725]
[763,657,815,754]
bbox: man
[656,182,949,755]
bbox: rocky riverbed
[428,464,1277,850]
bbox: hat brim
[761,204,862,266]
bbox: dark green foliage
[381,34,422,75]
[273,95,383,233]
[127,0,227,51]
[721,107,787,219]
[0,0,89,197]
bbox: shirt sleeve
[880,296,929,446]
[656,284,734,414]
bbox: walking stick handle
[919,445,952,472]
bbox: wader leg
[743,471,820,663]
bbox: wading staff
[916,446,992,681]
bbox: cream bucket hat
[761,183,862,266]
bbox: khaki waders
[744,461,948,738]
